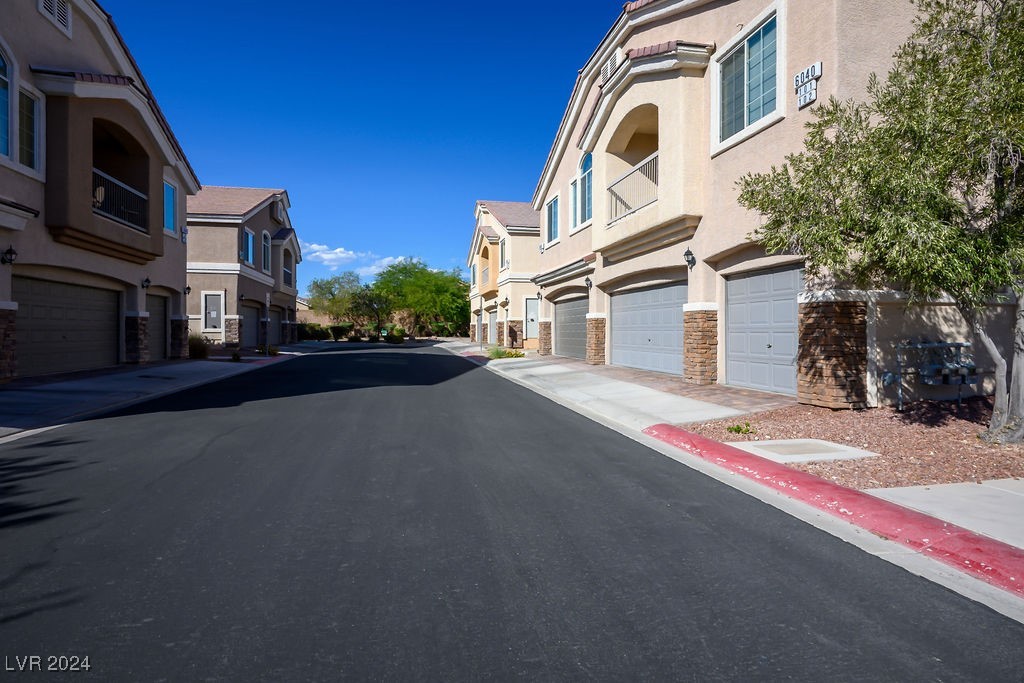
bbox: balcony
[480,265,498,297]
[93,168,148,232]
[608,152,658,223]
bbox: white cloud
[356,256,406,278]
[300,240,367,271]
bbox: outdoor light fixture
[585,276,593,290]
[501,296,510,306]
[684,248,696,269]
[239,294,246,301]
[184,286,192,295]
[536,290,542,300]
[0,246,16,265]
[141,277,151,289]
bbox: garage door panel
[14,277,119,377]
[242,306,259,347]
[611,283,686,375]
[554,298,587,359]
[726,267,801,395]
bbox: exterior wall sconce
[1,246,17,265]
[239,294,246,301]
[584,276,593,290]
[684,248,696,269]
[536,290,542,300]
[184,286,192,295]
[501,296,510,306]
[141,277,151,289]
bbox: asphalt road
[1,345,1022,681]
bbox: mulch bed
[685,397,1024,489]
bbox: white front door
[525,298,539,339]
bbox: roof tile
[187,186,284,216]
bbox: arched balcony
[92,119,150,233]
[605,104,659,223]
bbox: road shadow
[0,446,83,529]
[102,347,481,419]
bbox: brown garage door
[14,276,119,377]
[146,294,167,361]
[269,309,282,346]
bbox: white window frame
[571,153,593,234]
[242,228,255,266]
[261,231,272,274]
[201,290,225,337]
[471,263,477,288]
[0,39,45,181]
[38,0,72,38]
[283,250,294,288]
[162,180,177,235]
[710,1,786,157]
[499,238,508,270]
[545,195,560,246]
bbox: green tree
[372,259,470,334]
[306,272,362,322]
[737,0,1024,439]
[349,285,394,336]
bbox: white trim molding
[585,313,607,319]
[683,302,718,312]
[0,301,19,311]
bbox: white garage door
[611,282,686,375]
[554,297,588,360]
[241,305,260,348]
[146,294,167,361]
[269,309,282,346]
[14,276,119,377]
[726,267,801,395]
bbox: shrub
[347,333,362,342]
[329,322,355,341]
[487,347,525,359]
[726,422,754,435]
[269,345,279,356]
[231,351,241,362]
[188,334,209,359]
[367,334,380,343]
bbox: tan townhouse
[468,201,542,349]
[0,0,200,378]
[185,186,301,348]
[525,0,1007,409]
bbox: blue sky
[99,1,624,295]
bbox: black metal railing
[92,168,148,232]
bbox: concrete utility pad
[726,439,881,464]
[868,479,1024,549]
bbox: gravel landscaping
[686,397,1024,489]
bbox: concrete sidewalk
[439,340,1024,609]
[0,342,323,439]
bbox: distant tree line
[306,259,469,337]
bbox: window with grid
[262,233,271,272]
[242,230,255,264]
[163,182,177,233]
[719,16,777,142]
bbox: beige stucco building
[186,187,302,348]
[0,0,200,378]
[468,201,542,349]
[489,0,1010,409]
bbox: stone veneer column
[170,316,189,359]
[538,321,552,356]
[586,315,606,365]
[797,300,868,409]
[469,323,476,342]
[507,320,523,349]
[481,323,489,345]
[497,322,505,347]
[0,305,16,379]
[225,317,240,346]
[125,313,149,364]
[683,309,718,384]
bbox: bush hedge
[188,334,209,359]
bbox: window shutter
[601,48,623,83]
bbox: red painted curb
[643,424,1024,596]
